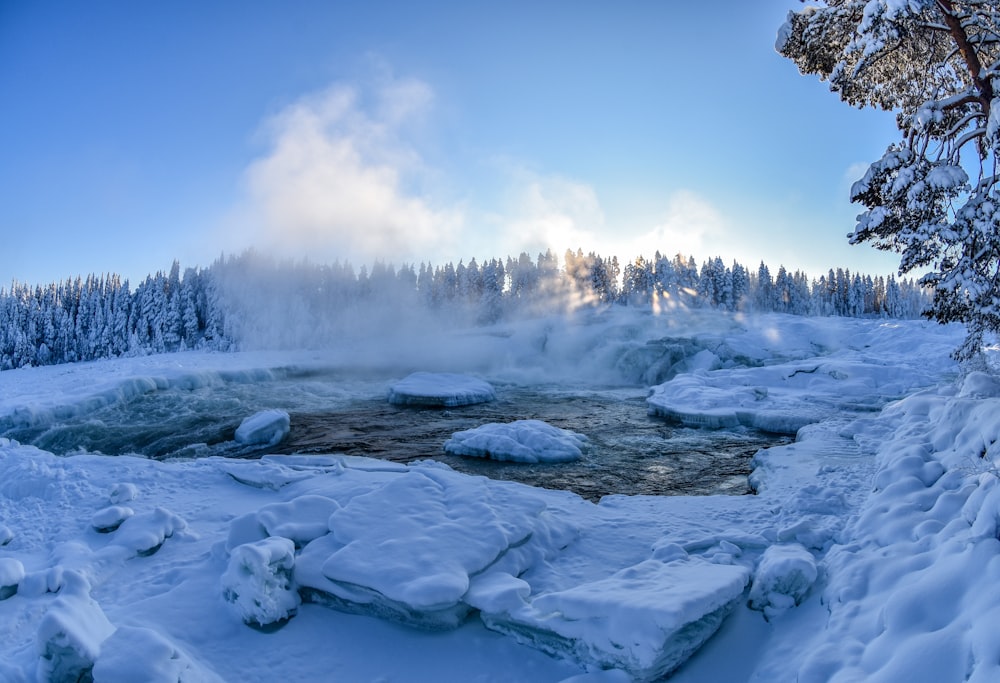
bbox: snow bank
[787,374,1000,683]
[387,372,496,406]
[444,419,588,463]
[234,408,290,446]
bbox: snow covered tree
[779,1,1000,360]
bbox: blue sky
[0,0,903,287]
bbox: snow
[222,536,300,627]
[234,408,290,446]
[1,308,996,681]
[388,371,496,406]
[444,419,588,463]
[747,544,817,619]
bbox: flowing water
[1,370,789,502]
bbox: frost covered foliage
[779,0,1000,360]
[0,249,930,369]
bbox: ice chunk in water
[387,372,496,407]
[234,409,291,446]
[444,419,588,463]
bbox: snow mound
[110,507,187,556]
[234,409,290,446]
[93,626,225,683]
[481,558,750,681]
[387,372,496,407]
[444,419,588,463]
[222,536,300,628]
[36,571,115,683]
[0,558,24,600]
[256,494,341,547]
[748,543,817,619]
[91,505,134,533]
[108,482,138,504]
[0,524,12,546]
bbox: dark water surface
[2,374,789,501]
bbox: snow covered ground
[0,308,995,682]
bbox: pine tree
[779,1,1000,360]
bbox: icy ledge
[475,559,748,680]
[226,460,748,680]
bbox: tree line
[0,249,929,370]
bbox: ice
[0,558,24,600]
[234,408,290,446]
[222,536,300,628]
[296,464,573,629]
[443,419,588,463]
[647,357,945,434]
[481,559,750,681]
[387,372,496,406]
[747,543,817,619]
[92,626,225,683]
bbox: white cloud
[227,76,461,265]
[491,170,607,258]
[623,190,728,261]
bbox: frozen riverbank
[0,310,989,681]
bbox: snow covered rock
[0,524,12,546]
[234,409,291,446]
[444,419,588,463]
[748,543,817,619]
[481,559,750,682]
[107,482,138,504]
[0,558,24,600]
[111,507,187,557]
[91,505,134,533]
[222,536,300,628]
[387,372,496,407]
[36,571,115,683]
[93,626,225,683]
